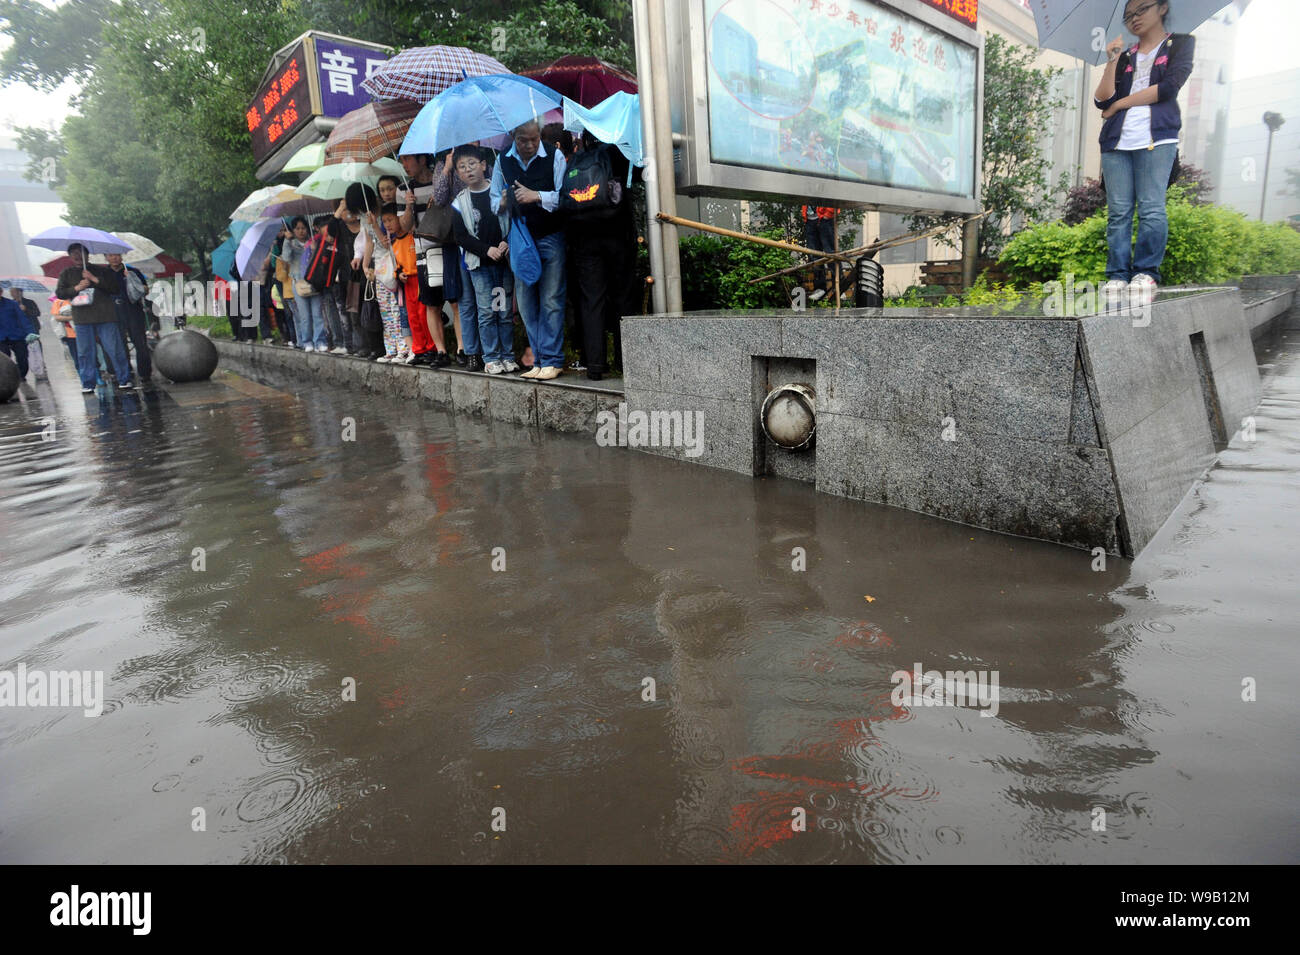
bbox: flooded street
[2,331,1297,865]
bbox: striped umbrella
[0,275,56,294]
[360,46,510,103]
[324,99,422,163]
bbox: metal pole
[631,0,665,313]
[1261,112,1285,222]
[1260,126,1274,222]
[961,216,979,290]
[645,0,683,312]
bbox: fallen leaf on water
[864,595,876,603]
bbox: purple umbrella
[28,225,133,254]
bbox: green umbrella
[283,142,328,173]
[295,159,404,200]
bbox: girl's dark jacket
[1094,33,1196,153]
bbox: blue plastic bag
[508,218,542,286]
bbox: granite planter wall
[621,288,1262,557]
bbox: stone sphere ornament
[761,383,816,450]
[0,352,20,402]
[153,330,219,383]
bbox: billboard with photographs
[667,0,982,214]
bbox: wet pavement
[1,327,1297,864]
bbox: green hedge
[679,230,794,310]
[999,191,1300,285]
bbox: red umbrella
[154,254,192,277]
[518,55,636,108]
[42,252,191,278]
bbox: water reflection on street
[1,333,1296,864]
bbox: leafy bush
[999,193,1300,285]
[678,229,793,310]
[1063,177,1107,226]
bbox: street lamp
[1260,111,1285,221]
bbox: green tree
[904,33,1068,260]
[441,0,632,72]
[0,0,111,89]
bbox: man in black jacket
[55,243,133,392]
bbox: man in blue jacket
[0,285,32,379]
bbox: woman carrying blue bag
[1093,0,1195,306]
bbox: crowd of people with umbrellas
[7,48,643,394]
[217,48,645,382]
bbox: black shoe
[455,350,468,367]
[432,351,451,368]
[586,370,603,381]
[466,355,485,372]
[411,352,434,366]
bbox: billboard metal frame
[665,0,983,214]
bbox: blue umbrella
[28,225,132,254]
[400,74,564,156]
[229,219,254,243]
[562,92,645,171]
[235,218,282,278]
[211,237,237,281]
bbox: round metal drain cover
[761,383,816,450]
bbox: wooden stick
[655,212,858,262]
[747,211,990,285]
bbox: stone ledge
[211,340,624,436]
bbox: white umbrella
[1029,1,1235,64]
[235,218,282,278]
[230,185,287,222]
[110,231,164,264]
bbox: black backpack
[305,235,339,292]
[560,145,618,219]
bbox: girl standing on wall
[1093,0,1195,304]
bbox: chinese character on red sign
[279,59,300,97]
[920,0,978,25]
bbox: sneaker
[331,346,348,355]
[403,351,422,365]
[484,360,505,375]
[433,351,451,368]
[502,359,520,373]
[466,355,485,373]
[376,354,392,363]
[520,366,542,379]
[455,350,468,367]
[81,387,94,394]
[534,366,562,381]
[1129,273,1158,308]
[568,360,587,372]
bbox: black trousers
[118,311,152,378]
[804,217,836,292]
[1,339,29,378]
[567,229,624,374]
